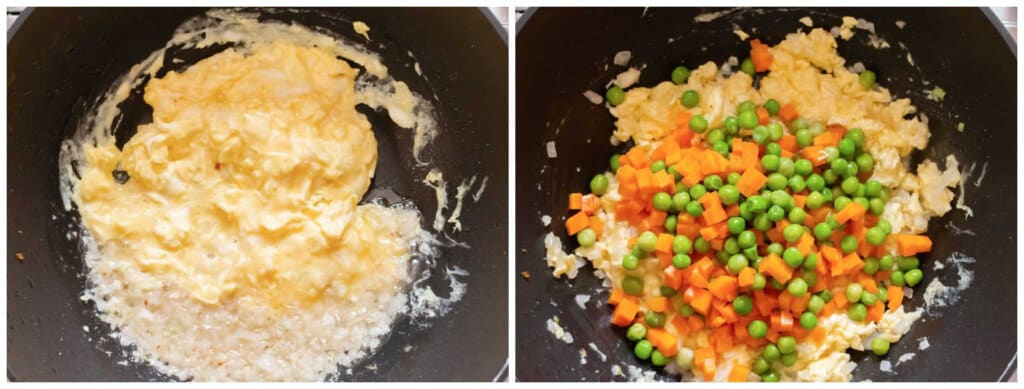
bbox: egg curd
[548,26,960,382]
[60,10,450,382]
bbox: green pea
[637,231,658,253]
[844,160,859,177]
[711,141,730,156]
[577,228,597,247]
[727,254,749,274]
[704,175,723,191]
[763,344,781,362]
[748,320,768,339]
[879,255,895,270]
[714,185,739,206]
[861,291,878,306]
[650,160,666,172]
[767,173,787,190]
[672,253,692,269]
[622,276,644,296]
[876,219,893,234]
[818,289,834,302]
[807,295,825,313]
[671,192,691,213]
[689,184,707,200]
[869,198,886,215]
[767,205,785,222]
[783,224,804,243]
[722,116,740,135]
[871,337,890,356]
[606,86,626,105]
[679,303,694,317]
[838,138,856,159]
[766,242,785,256]
[787,278,809,297]
[671,66,691,84]
[806,191,824,209]
[830,157,848,176]
[848,303,867,321]
[806,174,825,192]
[859,70,876,89]
[834,196,852,211]
[905,269,923,287]
[715,250,730,264]
[672,235,692,254]
[694,237,710,253]
[727,172,742,185]
[645,311,666,327]
[762,372,780,382]
[733,295,754,315]
[763,99,781,116]
[739,110,759,129]
[681,89,700,107]
[864,179,884,198]
[777,336,797,354]
[736,230,756,248]
[813,222,833,241]
[898,256,920,271]
[622,253,640,270]
[794,159,813,177]
[877,288,888,302]
[862,257,879,274]
[724,237,741,255]
[690,114,709,133]
[762,154,781,172]
[752,273,767,290]
[778,158,795,178]
[753,357,771,375]
[590,174,609,195]
[752,125,770,144]
[856,153,875,173]
[707,129,726,144]
[631,246,644,258]
[783,247,804,268]
[664,214,678,233]
[626,323,647,341]
[767,123,784,142]
[634,339,654,360]
[841,176,861,195]
[781,352,798,367]
[890,270,906,286]
[840,235,858,253]
[788,207,807,225]
[845,128,865,147]
[748,195,768,213]
[724,217,745,236]
[686,201,703,217]
[741,58,755,76]
[802,253,819,271]
[795,129,813,148]
[846,283,864,303]
[746,247,761,263]
[609,154,622,171]
[800,269,818,289]
[651,350,668,367]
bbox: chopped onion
[612,50,632,66]
[545,141,557,158]
[582,90,603,105]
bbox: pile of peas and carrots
[564,39,933,381]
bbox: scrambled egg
[74,42,419,308]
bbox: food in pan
[59,10,466,381]
[549,27,962,381]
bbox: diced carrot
[796,232,816,256]
[708,275,739,301]
[694,346,718,380]
[568,193,583,210]
[887,285,904,311]
[758,254,794,283]
[866,300,885,322]
[896,234,933,256]
[581,194,601,214]
[820,245,843,276]
[652,233,673,255]
[832,291,849,309]
[738,267,757,288]
[737,168,768,197]
[835,202,866,224]
[647,328,679,357]
[778,291,794,312]
[657,251,673,268]
[636,168,655,195]
[779,103,798,122]
[777,311,794,331]
[842,252,864,274]
[791,293,811,313]
[811,326,827,345]
[688,270,710,289]
[664,267,684,290]
[608,289,625,305]
[687,287,713,315]
[588,214,604,237]
[801,146,830,166]
[652,169,674,193]
[565,212,590,235]
[750,38,772,72]
[778,134,798,153]
[616,165,638,188]
[611,297,639,326]
[728,364,750,382]
[625,147,648,168]
[756,107,770,125]
[699,192,728,225]
[649,296,669,312]
[859,275,879,294]
[694,257,716,278]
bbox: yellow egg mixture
[74,41,418,310]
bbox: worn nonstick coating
[7,7,507,381]
[516,7,1016,381]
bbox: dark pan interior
[7,7,508,381]
[515,7,1016,382]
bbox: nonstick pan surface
[7,7,508,381]
[516,7,1016,382]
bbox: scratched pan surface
[7,7,507,381]
[516,7,1015,381]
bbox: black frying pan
[7,7,508,381]
[516,7,1016,381]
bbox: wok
[515,7,1016,381]
[7,7,508,381]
